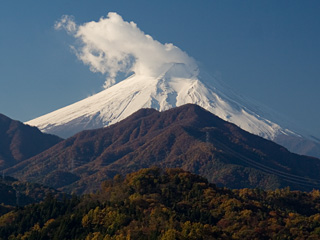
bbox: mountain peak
[162,62,199,79]
[25,72,282,138]
[25,69,320,158]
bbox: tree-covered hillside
[0,176,66,216]
[1,167,320,239]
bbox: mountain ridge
[0,113,63,169]
[9,104,320,194]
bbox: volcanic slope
[25,64,320,158]
[0,113,62,169]
[8,104,320,194]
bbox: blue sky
[1,1,319,137]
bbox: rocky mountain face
[8,104,320,194]
[0,114,63,169]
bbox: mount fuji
[25,63,320,158]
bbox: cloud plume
[55,12,198,88]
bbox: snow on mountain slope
[26,63,293,141]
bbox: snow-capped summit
[26,62,320,158]
[26,63,289,139]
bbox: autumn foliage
[1,167,320,239]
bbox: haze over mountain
[11,104,320,194]
[25,12,320,158]
[0,113,62,169]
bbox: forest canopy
[1,167,320,239]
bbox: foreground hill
[0,114,63,169]
[1,167,320,239]
[7,104,320,194]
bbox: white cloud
[54,15,77,34]
[55,12,198,88]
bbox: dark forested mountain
[0,114,63,169]
[5,104,320,194]
[1,167,320,239]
